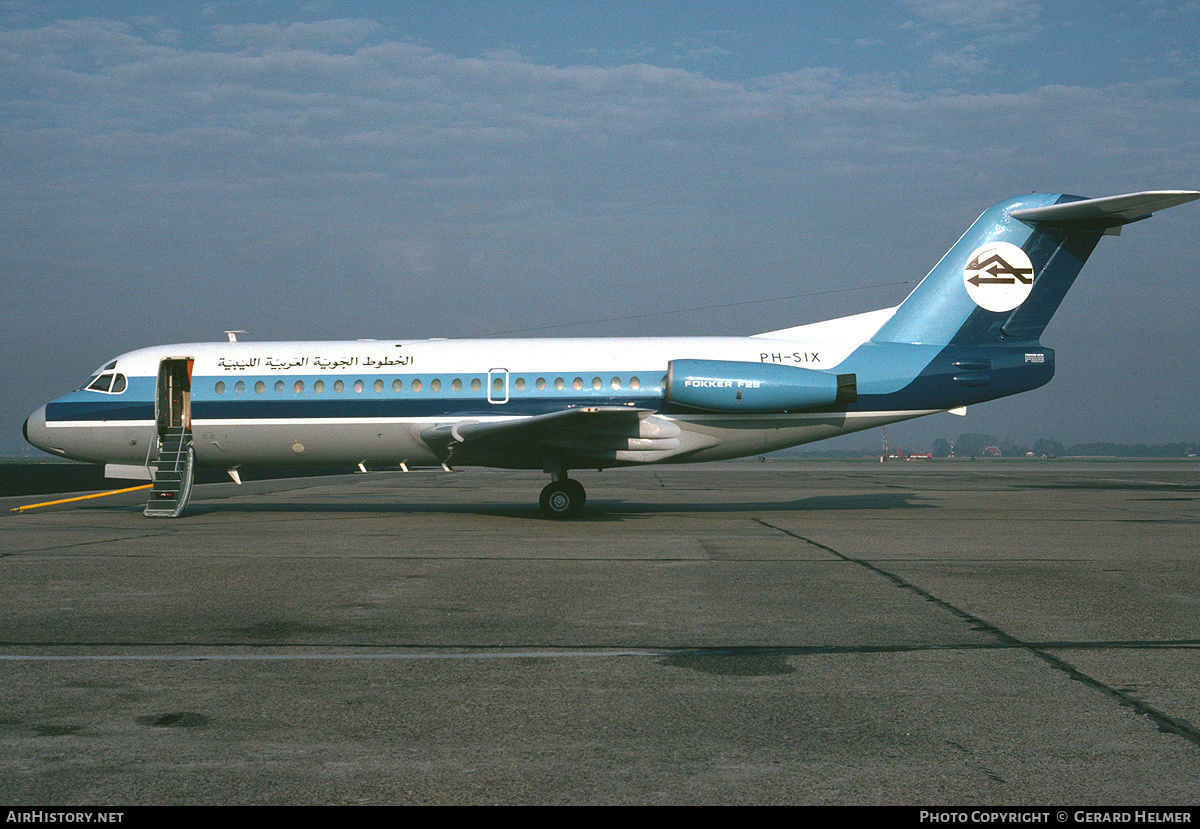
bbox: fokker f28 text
[24,190,1198,518]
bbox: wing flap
[419,407,694,467]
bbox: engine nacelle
[666,359,856,413]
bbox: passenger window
[630,377,641,390]
[312,380,322,393]
[554,377,565,390]
[334,379,344,393]
[592,377,602,390]
[275,380,285,393]
[536,378,546,391]
[451,379,462,391]
[215,381,226,394]
[431,379,442,392]
[470,378,482,392]
[235,381,245,394]
[295,380,305,393]
[411,379,421,392]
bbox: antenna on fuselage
[225,331,247,342]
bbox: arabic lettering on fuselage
[216,357,259,370]
[217,354,413,371]
[363,356,413,368]
[265,357,309,370]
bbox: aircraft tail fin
[870,190,1199,346]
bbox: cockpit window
[83,372,127,394]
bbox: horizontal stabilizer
[1010,190,1200,229]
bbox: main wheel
[539,478,586,519]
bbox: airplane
[23,189,1199,519]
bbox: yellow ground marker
[10,484,153,513]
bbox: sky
[3,0,1198,457]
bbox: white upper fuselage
[29,307,938,471]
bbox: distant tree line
[931,434,1200,458]
[787,435,1199,459]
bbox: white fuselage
[30,317,938,473]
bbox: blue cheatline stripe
[46,399,155,421]
[47,393,668,422]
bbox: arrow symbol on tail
[969,274,1023,286]
[966,253,1034,285]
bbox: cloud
[4,11,1197,276]
[208,18,383,51]
[930,44,989,72]
[4,11,1196,234]
[902,0,1042,36]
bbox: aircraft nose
[23,405,53,454]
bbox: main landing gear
[539,478,586,519]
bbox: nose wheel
[539,478,586,519]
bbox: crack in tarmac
[752,517,1200,749]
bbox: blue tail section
[836,190,1199,413]
[871,190,1199,347]
[872,193,1088,346]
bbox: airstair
[144,427,194,517]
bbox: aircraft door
[487,368,509,405]
[156,357,194,435]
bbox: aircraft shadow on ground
[158,490,933,521]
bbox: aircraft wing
[419,406,694,467]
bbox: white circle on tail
[963,241,1035,312]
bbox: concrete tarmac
[2,460,1199,805]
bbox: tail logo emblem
[963,241,1035,312]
